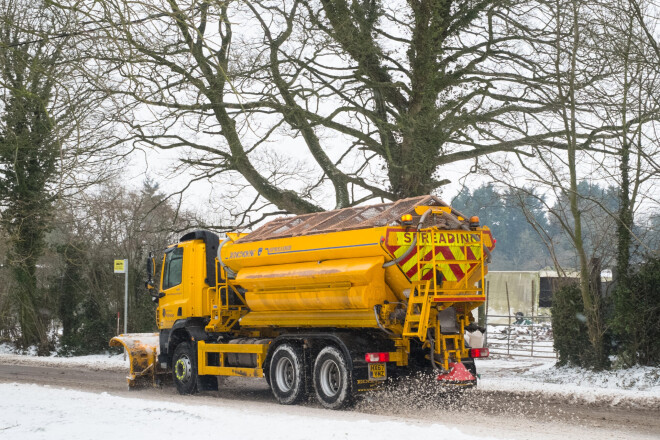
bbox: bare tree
[607,0,660,365]
[57,0,614,224]
[0,0,121,351]
[486,0,660,368]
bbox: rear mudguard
[110,333,167,388]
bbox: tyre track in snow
[0,361,658,440]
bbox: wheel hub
[175,355,192,382]
[275,357,295,392]
[319,359,340,396]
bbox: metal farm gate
[483,275,557,359]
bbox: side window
[163,247,184,290]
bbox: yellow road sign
[114,259,126,273]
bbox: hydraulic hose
[373,305,396,336]
[427,329,439,372]
[218,236,237,279]
[427,329,449,374]
[483,245,492,263]
[382,208,433,268]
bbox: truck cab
[157,232,219,329]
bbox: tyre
[269,343,306,405]
[312,346,353,409]
[172,342,198,395]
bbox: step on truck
[111,195,495,409]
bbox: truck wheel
[269,343,306,405]
[173,342,198,395]
[313,346,352,409]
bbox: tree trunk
[562,0,607,369]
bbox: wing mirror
[145,252,156,290]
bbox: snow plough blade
[109,333,165,388]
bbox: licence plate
[368,363,387,381]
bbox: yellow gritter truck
[111,195,495,409]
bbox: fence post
[531,280,535,357]
[478,280,485,326]
[484,280,489,346]
[505,282,511,356]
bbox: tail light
[365,352,390,363]
[469,347,489,358]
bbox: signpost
[114,259,128,334]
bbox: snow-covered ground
[0,382,499,440]
[0,343,128,370]
[1,348,660,440]
[476,357,660,406]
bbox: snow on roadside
[476,357,660,407]
[0,383,501,440]
[0,343,128,371]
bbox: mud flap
[110,333,167,388]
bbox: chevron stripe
[384,229,484,283]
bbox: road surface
[0,360,657,440]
